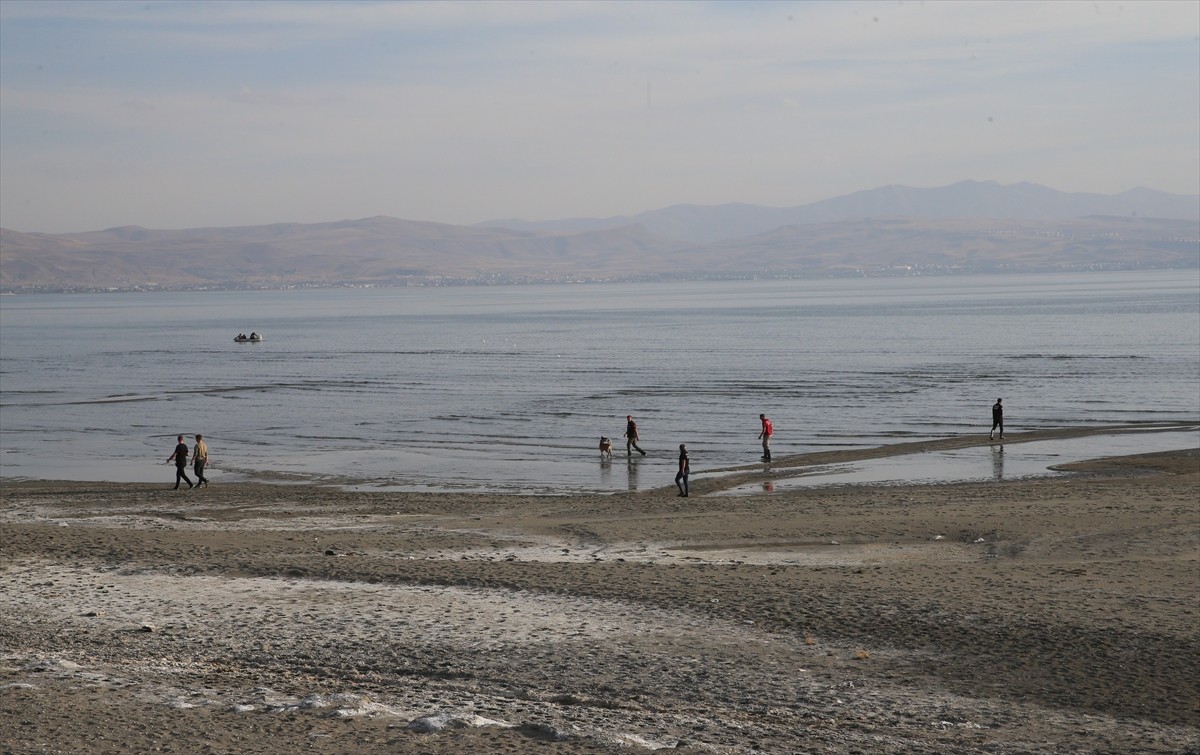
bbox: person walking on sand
[675,444,690,497]
[193,434,209,488]
[167,435,193,490]
[990,398,1004,441]
[625,415,646,456]
[758,413,774,461]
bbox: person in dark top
[167,435,193,490]
[675,443,690,497]
[990,398,1004,441]
[625,415,646,456]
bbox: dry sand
[2,428,1198,754]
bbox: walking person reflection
[992,444,1005,481]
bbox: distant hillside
[0,219,685,291]
[477,181,1200,243]
[2,182,1197,292]
[691,216,1200,274]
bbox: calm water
[1,272,1197,493]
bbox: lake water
[1,271,1197,493]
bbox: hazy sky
[1,0,1197,234]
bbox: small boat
[234,333,264,342]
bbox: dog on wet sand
[599,436,614,459]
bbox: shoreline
[697,421,1200,495]
[2,440,1198,753]
[2,421,1197,496]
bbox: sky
[1,0,1197,234]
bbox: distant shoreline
[4,422,1195,494]
[5,262,1200,295]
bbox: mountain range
[476,180,1200,243]
[2,181,1196,292]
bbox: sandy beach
[2,428,1198,754]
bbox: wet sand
[2,429,1198,754]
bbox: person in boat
[249,332,258,339]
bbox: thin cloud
[1,0,1196,233]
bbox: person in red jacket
[758,413,773,461]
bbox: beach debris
[973,537,986,544]
[139,624,156,633]
[933,720,985,730]
[229,692,405,718]
[933,535,945,541]
[331,704,389,718]
[830,540,839,545]
[516,721,572,741]
[605,732,674,749]
[854,649,871,660]
[546,693,590,705]
[27,658,81,673]
[408,711,513,733]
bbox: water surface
[2,271,1197,493]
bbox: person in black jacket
[990,398,1004,441]
[167,435,194,490]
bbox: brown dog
[599,436,614,459]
